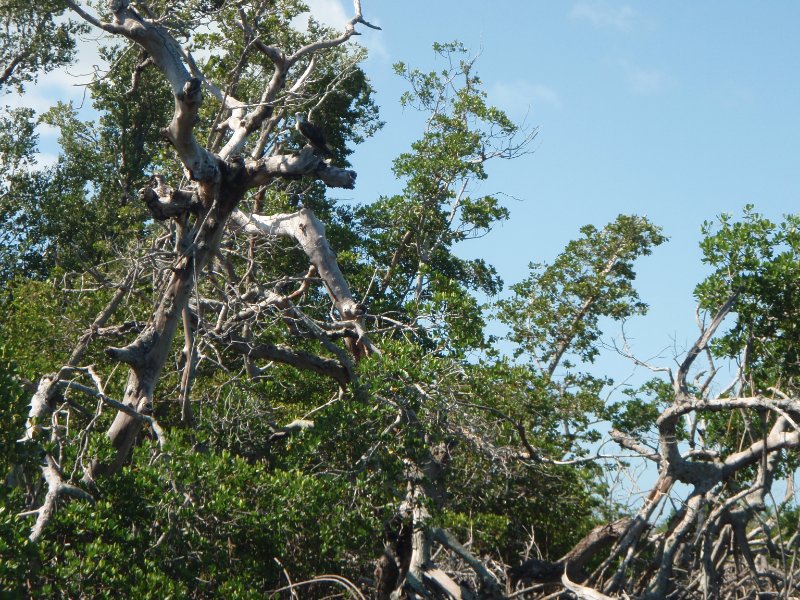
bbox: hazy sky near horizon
[16,1,800,387]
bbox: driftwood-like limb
[68,269,139,366]
[58,4,228,480]
[98,151,364,477]
[95,183,241,480]
[18,270,139,540]
[599,475,673,593]
[178,306,197,426]
[215,331,351,387]
[20,376,56,442]
[245,147,356,189]
[24,456,94,543]
[562,518,634,578]
[288,0,381,65]
[655,395,800,486]
[511,518,632,586]
[60,380,167,451]
[220,0,379,159]
[230,207,362,320]
[164,77,219,183]
[65,0,218,182]
[230,206,376,359]
[98,250,214,478]
[562,570,616,600]
[21,270,137,442]
[58,3,370,480]
[140,179,199,221]
[645,485,709,599]
[674,291,738,395]
[421,566,464,599]
[609,429,661,462]
[591,389,800,597]
[389,465,436,599]
[432,528,503,597]
[269,419,314,441]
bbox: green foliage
[493,215,666,457]
[691,208,800,470]
[697,207,800,391]
[500,214,667,371]
[188,0,381,165]
[0,278,117,379]
[443,460,604,560]
[2,428,380,596]
[0,13,674,594]
[606,378,673,436]
[0,0,87,93]
[0,107,51,281]
[0,346,31,477]
[0,92,155,283]
[356,42,525,352]
[438,362,608,559]
[0,347,42,596]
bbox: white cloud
[12,1,387,126]
[619,60,669,95]
[36,122,59,137]
[359,22,389,63]
[570,1,637,31]
[1,91,56,113]
[294,0,349,30]
[490,81,561,120]
[294,0,388,61]
[2,28,107,119]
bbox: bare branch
[287,0,381,66]
[230,206,376,359]
[562,569,616,600]
[610,429,661,461]
[432,528,503,596]
[242,148,356,189]
[140,177,199,220]
[60,380,167,451]
[675,291,739,395]
[25,456,94,543]
[212,330,351,387]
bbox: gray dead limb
[20,456,94,543]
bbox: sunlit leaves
[358,43,529,352]
[500,214,666,371]
[698,206,800,394]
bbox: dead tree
[538,294,800,600]
[20,0,379,541]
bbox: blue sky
[334,1,800,377]
[18,1,800,384]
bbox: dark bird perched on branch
[295,112,335,158]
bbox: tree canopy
[1,2,799,599]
